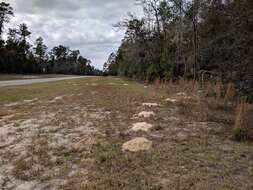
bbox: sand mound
[165,98,177,103]
[142,103,159,107]
[131,122,153,132]
[122,137,152,152]
[51,96,64,102]
[138,111,155,118]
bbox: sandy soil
[0,77,252,190]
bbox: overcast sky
[3,0,142,69]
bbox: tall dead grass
[233,97,253,141]
[224,82,236,106]
[155,79,199,95]
[215,81,223,101]
[159,79,252,140]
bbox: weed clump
[13,159,33,181]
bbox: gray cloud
[3,0,142,69]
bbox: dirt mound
[131,122,153,132]
[50,96,64,103]
[122,137,152,152]
[138,111,155,118]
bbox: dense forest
[104,0,253,100]
[0,2,101,75]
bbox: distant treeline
[104,0,253,99]
[0,2,101,75]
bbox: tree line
[0,2,101,75]
[104,0,253,100]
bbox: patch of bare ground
[0,106,100,189]
[0,77,252,189]
[0,80,114,189]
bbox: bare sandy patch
[0,105,100,189]
[50,96,64,103]
[54,96,64,101]
[4,98,38,108]
[0,124,14,137]
[131,122,153,132]
[88,110,111,120]
[176,92,197,100]
[166,92,197,104]
[72,122,95,133]
[137,111,155,118]
[19,119,40,129]
[23,98,38,104]
[122,137,152,152]
[142,103,160,107]
[0,114,16,120]
[4,102,20,107]
[15,181,36,190]
[177,92,187,96]
[165,98,177,103]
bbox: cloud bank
[3,0,142,69]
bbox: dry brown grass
[224,82,236,106]
[12,134,53,181]
[161,79,251,134]
[155,79,249,139]
[233,97,253,141]
[13,159,34,181]
[205,82,212,96]
[1,77,253,189]
[215,81,223,101]
[155,79,199,96]
[154,78,162,90]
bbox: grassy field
[0,74,72,81]
[0,77,252,190]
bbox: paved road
[0,76,89,88]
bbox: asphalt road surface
[0,76,89,88]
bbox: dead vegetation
[233,98,253,141]
[153,79,252,141]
